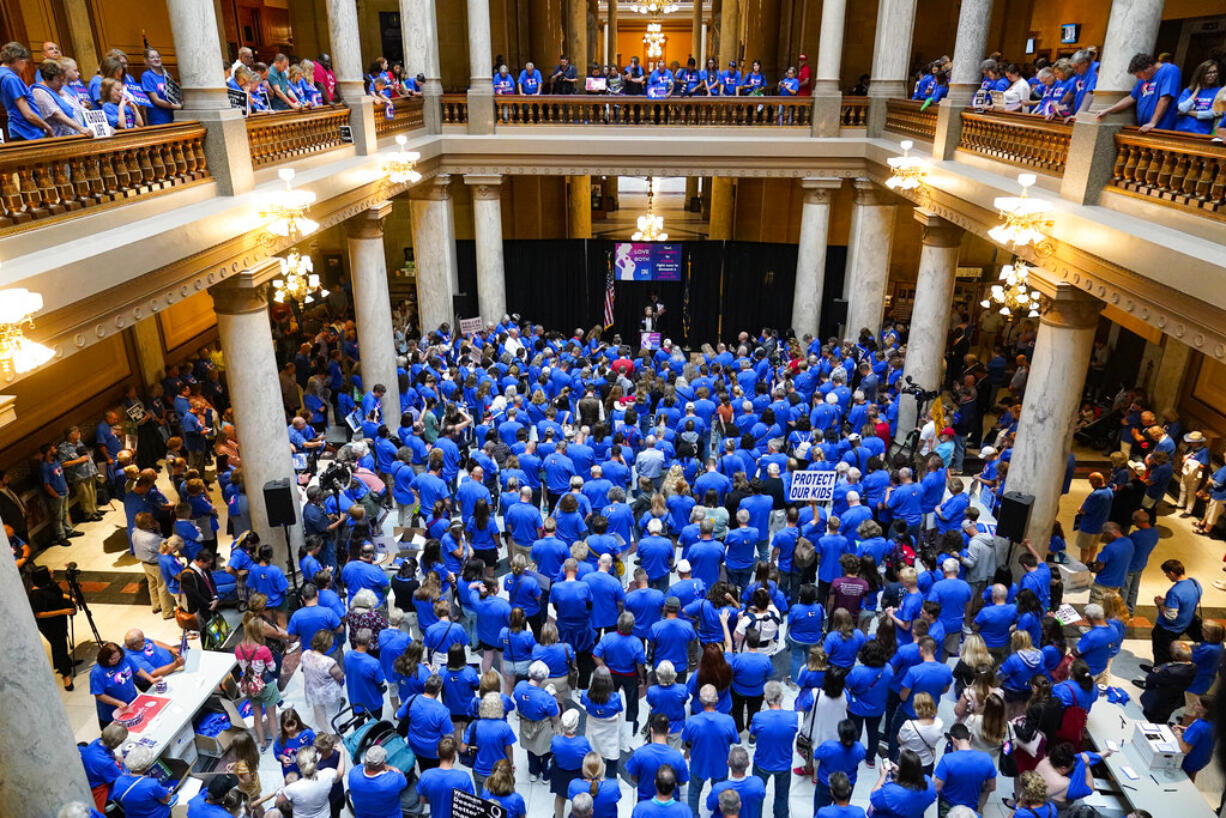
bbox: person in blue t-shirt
[349,745,409,818]
[813,719,867,810]
[868,749,936,818]
[1089,522,1133,603]
[517,62,543,95]
[749,681,800,818]
[493,65,516,95]
[140,48,180,125]
[1151,558,1202,665]
[631,764,692,818]
[626,714,690,802]
[1096,52,1181,132]
[719,62,742,97]
[933,723,996,813]
[345,628,386,715]
[0,42,53,140]
[1175,697,1214,780]
[90,641,155,728]
[707,745,766,818]
[682,683,740,815]
[816,772,866,818]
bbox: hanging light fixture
[629,1,680,15]
[981,259,1042,319]
[885,140,927,191]
[261,168,319,239]
[642,22,667,58]
[386,135,422,185]
[0,288,55,376]
[271,251,329,306]
[987,172,1054,253]
[632,177,668,242]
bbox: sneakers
[1213,580,1226,591]
[865,756,876,768]
[529,773,539,783]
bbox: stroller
[1073,406,1122,455]
[333,705,421,816]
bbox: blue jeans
[728,567,752,592]
[787,634,818,682]
[952,434,967,472]
[886,705,910,761]
[753,765,790,818]
[688,776,722,816]
[814,780,835,810]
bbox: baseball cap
[664,596,682,612]
[675,559,691,574]
[799,53,808,60]
[980,446,997,457]
[208,774,240,800]
[941,426,955,437]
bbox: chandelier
[987,172,1054,253]
[386,135,422,185]
[0,288,54,376]
[633,177,668,241]
[630,1,679,14]
[981,259,1041,319]
[643,22,666,58]
[261,168,319,239]
[272,252,329,306]
[885,140,927,191]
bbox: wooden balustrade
[884,98,937,142]
[442,94,469,125]
[0,122,209,231]
[374,96,425,137]
[493,95,813,126]
[245,106,351,169]
[1111,127,1226,218]
[957,110,1072,176]
[840,96,868,128]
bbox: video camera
[900,376,940,403]
[318,462,352,493]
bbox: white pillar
[843,179,898,341]
[899,210,962,438]
[411,175,459,333]
[0,528,92,813]
[947,0,993,105]
[1094,0,1166,109]
[465,175,507,324]
[791,177,842,343]
[347,203,402,424]
[325,0,377,153]
[814,0,847,95]
[165,0,252,193]
[467,0,495,133]
[402,0,443,132]
[866,0,917,135]
[1006,284,1101,547]
[212,269,303,560]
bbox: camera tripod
[65,561,104,667]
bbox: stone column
[402,0,443,133]
[568,175,592,238]
[567,0,588,77]
[165,0,254,195]
[606,0,618,66]
[791,178,842,343]
[1151,337,1192,416]
[741,0,780,79]
[411,175,459,332]
[684,177,699,210]
[718,0,741,68]
[1062,0,1165,205]
[708,176,734,240]
[844,179,898,341]
[130,316,165,387]
[0,528,92,814]
[899,210,963,437]
[212,267,303,558]
[1007,284,1101,547]
[347,203,402,424]
[62,0,98,76]
[467,0,496,134]
[866,0,917,136]
[692,0,703,64]
[324,0,377,154]
[933,0,993,159]
[811,0,847,137]
[465,175,508,323]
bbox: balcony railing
[442,94,469,126]
[0,122,209,232]
[840,96,868,128]
[957,110,1072,176]
[374,96,425,138]
[493,95,813,127]
[1111,127,1226,218]
[245,106,352,169]
[884,98,937,142]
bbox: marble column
[1151,337,1192,415]
[718,0,741,69]
[165,0,253,194]
[1007,284,1102,547]
[465,175,508,323]
[410,175,459,332]
[568,175,592,238]
[791,178,842,343]
[325,0,377,153]
[0,528,92,814]
[844,179,898,341]
[62,0,98,76]
[1062,0,1164,205]
[347,203,402,424]
[467,0,496,133]
[130,316,165,387]
[866,0,917,136]
[212,266,303,558]
[606,0,618,66]
[708,176,734,240]
[684,177,699,210]
[402,0,443,132]
[691,0,703,64]
[567,0,588,76]
[811,0,847,137]
[899,210,963,438]
[933,0,993,159]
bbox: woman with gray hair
[550,708,594,818]
[275,745,344,817]
[462,692,517,792]
[111,746,173,816]
[345,588,389,651]
[515,660,561,782]
[570,792,595,818]
[646,660,687,749]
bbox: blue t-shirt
[1160,577,1202,633]
[552,733,594,771]
[899,660,952,717]
[973,603,1017,648]
[788,603,825,643]
[287,605,342,655]
[846,663,892,716]
[927,578,972,631]
[681,710,739,779]
[110,774,170,818]
[729,651,774,695]
[80,738,122,790]
[0,66,42,140]
[649,617,698,669]
[1127,526,1160,572]
[647,682,690,732]
[344,650,385,714]
[123,639,175,676]
[140,70,175,124]
[748,708,799,772]
[90,657,138,722]
[463,718,516,775]
[1181,718,1214,774]
[1131,62,1181,130]
[568,778,622,818]
[869,779,937,818]
[397,694,453,758]
[814,739,866,785]
[625,743,689,801]
[632,799,693,818]
[415,767,471,818]
[1093,537,1134,588]
[818,806,867,818]
[1074,625,1116,675]
[595,631,646,674]
[934,749,996,808]
[517,69,543,94]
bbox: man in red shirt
[797,53,812,97]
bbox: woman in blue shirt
[481,760,526,818]
[739,60,765,95]
[111,747,173,817]
[551,708,596,802]
[90,642,156,729]
[868,749,936,818]
[0,42,52,139]
[813,719,867,809]
[1174,61,1220,134]
[787,584,826,682]
[846,640,893,763]
[700,57,721,95]
[464,693,517,791]
[823,608,868,669]
[568,753,622,818]
[101,77,142,130]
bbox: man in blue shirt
[1122,509,1159,614]
[1096,52,1180,132]
[749,681,799,818]
[724,510,759,590]
[1066,49,1097,118]
[638,518,675,591]
[631,764,692,818]
[933,723,996,813]
[531,519,570,578]
[884,468,923,539]
[1073,603,1115,680]
[627,714,690,802]
[397,674,454,767]
[682,684,740,816]
[350,745,409,818]
[287,583,343,656]
[40,444,77,546]
[927,558,972,658]
[718,61,741,96]
[708,746,766,818]
[123,629,183,678]
[517,61,542,95]
[492,65,515,95]
[1151,558,1202,665]
[1075,472,1114,565]
[341,544,391,605]
[79,725,125,801]
[972,584,1017,664]
[649,597,698,678]
[626,569,666,637]
[1089,522,1133,606]
[345,628,386,716]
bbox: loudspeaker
[995,491,1034,542]
[263,478,297,527]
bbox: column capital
[346,201,394,239]
[801,177,843,205]
[464,174,504,200]
[210,258,279,314]
[1039,282,1101,330]
[913,208,964,247]
[410,173,452,201]
[850,177,897,207]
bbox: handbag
[795,692,819,754]
[459,723,479,767]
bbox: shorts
[246,680,280,706]
[479,640,500,652]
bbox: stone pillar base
[1060,113,1123,206]
[811,92,843,137]
[187,107,253,195]
[423,80,443,134]
[932,101,963,160]
[866,95,890,138]
[467,87,495,134]
[344,96,379,155]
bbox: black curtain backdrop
[454,239,846,348]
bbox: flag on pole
[604,251,616,329]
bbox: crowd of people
[40,280,1221,818]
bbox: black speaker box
[263,478,297,527]
[995,491,1034,542]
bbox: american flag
[603,255,616,328]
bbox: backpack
[236,643,268,697]
[792,537,817,570]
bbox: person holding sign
[140,48,180,125]
[101,76,142,130]
[0,42,54,140]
